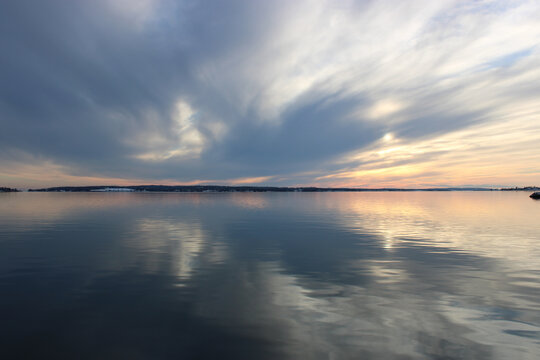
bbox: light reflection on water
[0,192,539,359]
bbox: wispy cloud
[1,0,539,187]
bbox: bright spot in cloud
[135,100,206,161]
[366,100,405,120]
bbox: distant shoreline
[5,185,536,193]
[0,187,19,193]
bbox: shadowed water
[0,192,539,359]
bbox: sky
[1,0,539,189]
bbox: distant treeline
[500,186,540,191]
[28,185,496,193]
[0,187,19,192]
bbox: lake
[1,192,539,359]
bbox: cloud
[1,0,540,187]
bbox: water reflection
[134,219,227,281]
[324,192,540,262]
[0,192,539,359]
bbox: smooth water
[1,192,539,359]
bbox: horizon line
[5,184,540,192]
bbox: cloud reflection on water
[0,192,539,359]
[133,219,227,282]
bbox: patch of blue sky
[467,0,519,16]
[483,48,533,69]
[427,0,519,29]
[434,48,533,81]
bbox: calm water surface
[1,192,539,359]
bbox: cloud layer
[1,0,540,187]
